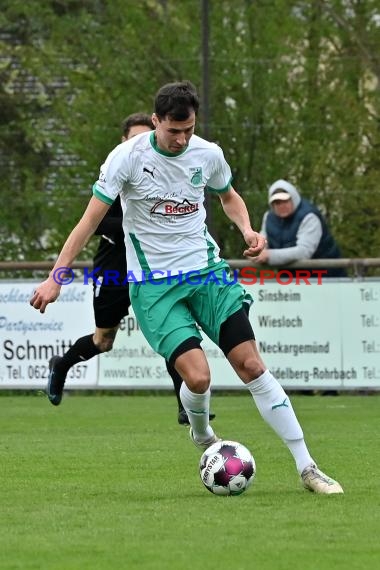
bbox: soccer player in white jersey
[31,80,343,494]
[45,112,210,424]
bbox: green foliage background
[1,0,379,261]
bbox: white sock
[180,382,215,441]
[247,369,314,474]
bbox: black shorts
[93,281,130,329]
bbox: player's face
[272,198,294,218]
[153,112,195,154]
[122,124,152,142]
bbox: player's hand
[30,278,61,314]
[242,230,267,257]
[253,249,270,264]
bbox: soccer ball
[199,440,256,496]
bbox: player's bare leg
[174,349,220,450]
[165,360,216,425]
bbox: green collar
[150,131,188,157]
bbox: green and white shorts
[130,261,249,361]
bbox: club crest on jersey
[189,167,203,187]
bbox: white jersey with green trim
[93,131,232,282]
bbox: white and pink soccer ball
[199,440,256,496]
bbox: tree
[1,0,379,265]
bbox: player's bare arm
[218,187,266,257]
[30,197,110,314]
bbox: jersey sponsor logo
[189,166,203,186]
[143,165,156,178]
[271,398,289,410]
[150,198,199,217]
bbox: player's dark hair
[154,80,199,121]
[121,112,154,138]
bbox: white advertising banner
[97,280,380,391]
[97,315,230,389]
[0,282,97,389]
[1,280,379,390]
[249,281,380,390]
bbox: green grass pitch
[0,393,379,570]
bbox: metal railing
[229,258,380,278]
[1,258,380,277]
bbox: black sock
[165,360,184,411]
[58,334,101,374]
